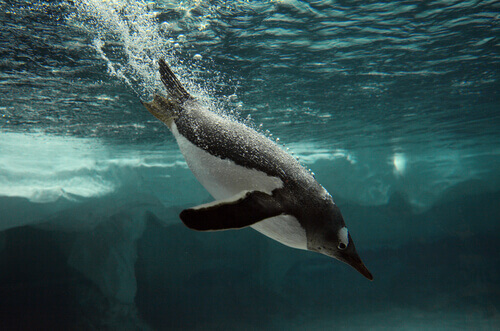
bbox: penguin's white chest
[171,124,308,250]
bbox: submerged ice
[1,128,498,314]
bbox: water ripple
[0,0,498,151]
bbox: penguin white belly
[251,215,307,250]
[172,123,283,199]
[172,124,307,250]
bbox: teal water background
[0,0,499,329]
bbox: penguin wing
[179,190,285,231]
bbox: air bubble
[193,54,202,60]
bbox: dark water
[0,0,499,329]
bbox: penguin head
[308,204,373,280]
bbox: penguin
[142,59,373,280]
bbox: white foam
[72,0,216,105]
[72,0,165,98]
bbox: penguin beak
[317,243,374,280]
[349,259,373,281]
[340,237,374,280]
[341,251,373,280]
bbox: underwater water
[0,0,499,329]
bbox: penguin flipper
[180,190,285,231]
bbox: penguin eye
[337,227,349,250]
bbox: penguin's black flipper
[158,58,192,104]
[180,190,285,231]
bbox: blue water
[0,0,499,329]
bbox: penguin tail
[158,58,192,104]
[142,59,192,126]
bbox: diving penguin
[143,59,373,280]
